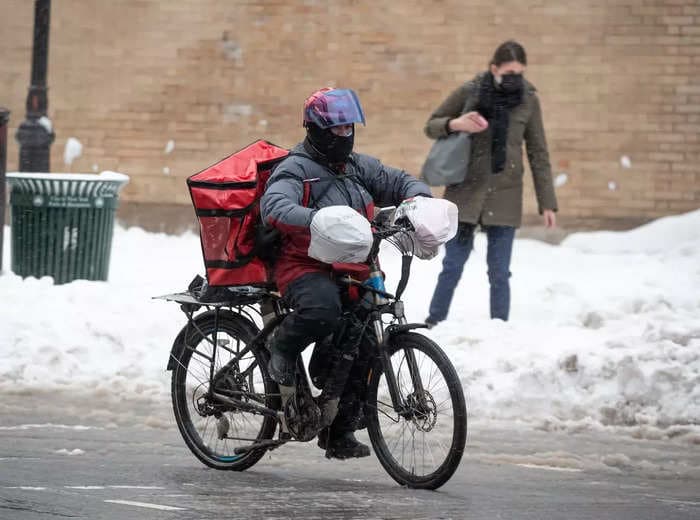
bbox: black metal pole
[0,108,10,273]
[16,0,54,172]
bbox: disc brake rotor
[406,391,438,432]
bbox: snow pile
[1,210,699,439]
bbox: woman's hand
[448,112,489,134]
[543,209,556,228]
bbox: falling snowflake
[63,137,83,167]
[608,181,617,191]
[554,173,568,187]
[164,140,175,154]
[620,156,631,169]
[163,167,171,175]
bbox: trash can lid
[7,171,129,184]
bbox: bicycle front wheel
[366,332,467,490]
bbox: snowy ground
[1,210,699,443]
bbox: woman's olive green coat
[425,73,558,227]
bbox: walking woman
[425,40,558,325]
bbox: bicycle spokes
[371,339,464,484]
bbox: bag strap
[286,152,370,211]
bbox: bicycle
[155,209,467,490]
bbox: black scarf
[476,72,524,173]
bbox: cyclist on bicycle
[260,87,433,459]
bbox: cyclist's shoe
[265,329,297,387]
[318,429,371,459]
[267,347,296,386]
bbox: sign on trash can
[6,171,129,284]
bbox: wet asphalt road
[1,393,698,520]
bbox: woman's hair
[490,40,527,67]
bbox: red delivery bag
[187,140,289,286]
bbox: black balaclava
[304,123,354,165]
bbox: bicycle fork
[372,312,428,416]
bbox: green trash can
[6,171,129,284]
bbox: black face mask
[499,73,524,95]
[306,123,354,164]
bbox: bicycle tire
[171,310,279,471]
[366,332,467,489]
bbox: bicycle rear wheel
[171,310,279,471]
[366,332,467,489]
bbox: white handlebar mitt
[308,205,373,264]
[393,196,459,259]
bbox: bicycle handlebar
[371,218,414,240]
[367,217,415,263]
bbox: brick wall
[1,0,698,229]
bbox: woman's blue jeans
[427,223,516,322]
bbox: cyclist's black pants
[274,272,367,433]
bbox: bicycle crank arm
[276,384,296,436]
[233,438,289,455]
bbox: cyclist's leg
[318,330,373,459]
[268,272,341,385]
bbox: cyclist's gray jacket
[260,142,431,292]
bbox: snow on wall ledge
[1,210,699,440]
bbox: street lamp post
[0,108,10,273]
[16,0,54,172]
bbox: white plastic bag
[393,196,458,259]
[308,206,373,264]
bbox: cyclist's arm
[261,169,314,230]
[353,153,432,207]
